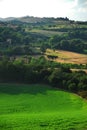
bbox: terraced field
[0,84,87,130]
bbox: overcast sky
[0,0,87,21]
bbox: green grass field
[0,84,87,130]
[30,29,64,36]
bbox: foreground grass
[0,84,87,130]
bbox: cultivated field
[0,84,87,130]
[30,29,64,36]
[46,49,87,64]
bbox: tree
[68,83,76,92]
[48,69,63,88]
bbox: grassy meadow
[30,29,64,37]
[46,49,87,64]
[0,84,87,130]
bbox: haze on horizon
[0,0,87,21]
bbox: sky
[0,0,87,21]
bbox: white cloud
[69,0,87,21]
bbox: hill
[0,16,87,56]
[0,16,87,57]
[0,16,69,23]
[0,84,87,129]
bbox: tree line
[0,57,87,98]
[49,30,87,53]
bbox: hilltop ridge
[0,16,69,22]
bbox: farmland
[46,49,87,64]
[0,17,87,130]
[0,84,87,130]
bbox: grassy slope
[30,29,64,37]
[0,84,87,130]
[46,49,87,64]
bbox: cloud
[77,0,87,5]
[76,0,87,14]
[66,0,87,21]
[74,0,87,9]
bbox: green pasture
[0,84,87,130]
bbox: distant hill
[0,15,87,56]
[0,16,70,23]
[0,16,87,25]
[0,17,16,21]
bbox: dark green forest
[0,56,87,98]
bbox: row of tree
[0,57,87,96]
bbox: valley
[0,16,87,130]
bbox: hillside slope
[46,49,87,64]
[0,84,87,130]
